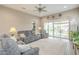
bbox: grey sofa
[0,38,39,55]
[18,30,40,44]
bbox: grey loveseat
[0,38,39,55]
[18,30,40,44]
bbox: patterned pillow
[20,34,26,38]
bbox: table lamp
[10,27,17,36]
[38,27,42,31]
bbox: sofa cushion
[0,38,20,55]
[0,34,10,38]
[24,31,32,37]
[18,45,31,53]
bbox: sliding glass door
[48,23,53,37]
[44,20,69,39]
[60,22,69,38]
[54,23,61,38]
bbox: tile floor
[27,37,75,55]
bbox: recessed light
[64,6,67,8]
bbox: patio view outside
[44,20,69,39]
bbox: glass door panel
[48,23,53,37]
[54,23,61,38]
[61,23,69,38]
[44,23,49,33]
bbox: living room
[0,4,79,55]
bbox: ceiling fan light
[34,4,47,14]
[64,6,67,8]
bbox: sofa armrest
[22,47,39,55]
[0,49,6,55]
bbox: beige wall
[0,5,79,34]
[40,8,79,31]
[0,5,39,34]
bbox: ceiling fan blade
[35,6,38,9]
[42,10,47,12]
[39,4,42,6]
[42,6,46,9]
[33,10,38,12]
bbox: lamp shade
[10,27,17,34]
[38,27,42,31]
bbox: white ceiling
[3,4,79,17]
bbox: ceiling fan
[34,4,47,13]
